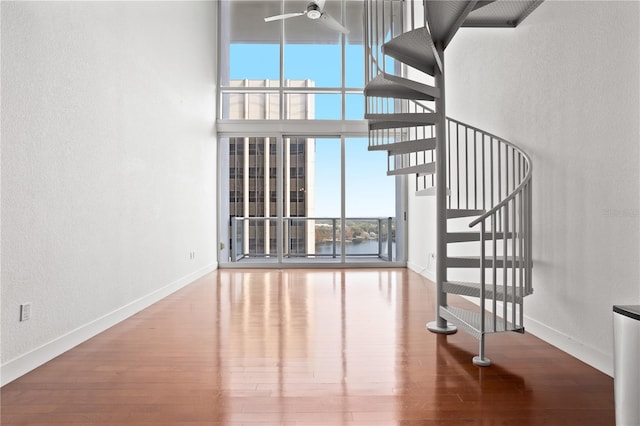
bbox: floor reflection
[0,268,615,425]
[216,269,406,423]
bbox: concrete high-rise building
[227,79,316,258]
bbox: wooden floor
[1,268,615,425]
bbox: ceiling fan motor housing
[306,3,322,19]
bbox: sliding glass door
[219,135,401,266]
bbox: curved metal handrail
[469,158,532,228]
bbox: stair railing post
[427,43,456,335]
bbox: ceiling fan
[264,0,350,34]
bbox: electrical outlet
[427,252,436,270]
[20,303,32,322]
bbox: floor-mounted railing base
[473,333,491,366]
[426,321,457,334]
[472,356,491,367]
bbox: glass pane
[283,93,341,120]
[220,1,281,86]
[230,44,280,81]
[284,1,341,88]
[345,138,396,259]
[312,138,342,258]
[282,137,341,261]
[221,89,280,120]
[284,44,341,87]
[312,138,341,218]
[345,44,364,88]
[225,137,279,262]
[282,137,312,259]
[345,93,364,120]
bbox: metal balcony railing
[230,216,396,262]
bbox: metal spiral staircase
[364,0,540,366]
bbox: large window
[219,0,364,121]
[218,1,404,266]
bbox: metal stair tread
[446,256,519,268]
[365,73,440,101]
[387,162,435,176]
[443,281,524,303]
[382,27,441,76]
[415,187,451,197]
[367,113,439,130]
[368,138,436,155]
[440,305,521,340]
[366,112,438,123]
[424,0,478,48]
[446,231,513,243]
[446,208,485,219]
[462,0,544,28]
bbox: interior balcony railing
[230,216,396,262]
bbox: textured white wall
[409,0,640,374]
[1,1,217,382]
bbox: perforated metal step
[368,138,436,155]
[443,281,524,303]
[365,73,440,101]
[440,305,523,340]
[388,162,436,176]
[382,27,441,76]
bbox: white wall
[1,1,218,384]
[409,0,640,375]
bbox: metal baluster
[456,124,460,209]
[503,205,508,331]
[519,188,525,300]
[490,137,494,212]
[527,178,533,294]
[505,144,509,201]
[231,218,238,261]
[448,120,452,208]
[512,147,516,197]
[482,134,486,211]
[474,130,477,210]
[332,218,337,259]
[512,197,517,328]
[474,219,491,366]
[492,214,497,332]
[378,218,383,258]
[464,127,469,209]
[497,140,502,231]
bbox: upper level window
[219,0,364,121]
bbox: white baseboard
[407,261,435,282]
[458,295,614,377]
[407,263,613,376]
[457,295,614,376]
[1,262,218,387]
[522,314,613,377]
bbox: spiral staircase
[364,0,540,366]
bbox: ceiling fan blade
[264,12,305,22]
[314,0,326,10]
[319,12,350,34]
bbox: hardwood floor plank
[1,268,615,425]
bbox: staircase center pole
[427,43,457,335]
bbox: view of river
[315,239,395,256]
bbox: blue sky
[230,43,395,217]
